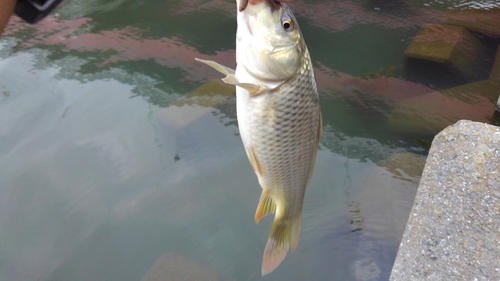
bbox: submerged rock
[441,79,500,104]
[496,96,500,118]
[386,87,495,135]
[404,24,486,81]
[490,45,500,81]
[446,8,500,37]
[390,120,500,280]
[157,79,235,129]
[491,46,500,119]
[141,253,223,281]
[377,152,426,182]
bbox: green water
[0,0,498,280]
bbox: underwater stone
[490,45,500,81]
[386,86,495,135]
[404,24,485,80]
[441,79,500,104]
[171,79,235,108]
[390,120,500,280]
[377,152,426,181]
[157,79,235,128]
[496,96,500,117]
[141,253,223,281]
[446,8,500,37]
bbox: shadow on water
[1,0,499,280]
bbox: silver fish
[196,0,322,275]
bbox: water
[0,0,498,280]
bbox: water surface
[1,0,498,280]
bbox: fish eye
[282,20,293,31]
[281,14,294,31]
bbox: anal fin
[255,190,276,223]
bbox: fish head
[236,0,304,81]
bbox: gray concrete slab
[390,120,500,280]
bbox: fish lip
[238,0,287,41]
[239,0,281,12]
[238,0,249,12]
[267,0,281,11]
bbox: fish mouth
[239,0,281,12]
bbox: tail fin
[261,215,302,276]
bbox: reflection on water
[1,0,499,280]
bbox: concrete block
[390,120,500,280]
[404,24,485,80]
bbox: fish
[196,0,322,275]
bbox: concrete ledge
[390,120,500,280]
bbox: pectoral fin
[195,58,264,96]
[222,75,264,96]
[195,58,235,75]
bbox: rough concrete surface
[390,120,500,280]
